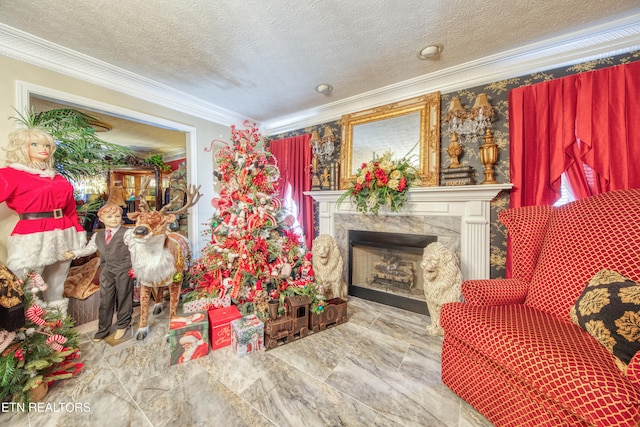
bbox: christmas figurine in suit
[64,203,133,342]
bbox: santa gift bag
[168,312,209,365]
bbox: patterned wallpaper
[271,50,640,279]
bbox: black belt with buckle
[19,209,64,220]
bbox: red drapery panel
[508,75,579,209]
[506,61,640,277]
[576,60,640,193]
[269,134,314,250]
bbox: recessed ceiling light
[315,84,333,95]
[417,44,443,60]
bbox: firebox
[348,230,436,314]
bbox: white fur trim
[128,234,175,287]
[8,162,56,178]
[6,228,87,271]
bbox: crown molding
[0,23,252,127]
[2,13,639,136]
[262,13,640,134]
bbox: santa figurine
[299,252,314,282]
[176,330,208,363]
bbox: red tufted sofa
[440,189,640,426]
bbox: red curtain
[269,134,314,249]
[508,74,579,209]
[506,61,640,276]
[510,61,640,208]
[576,60,640,193]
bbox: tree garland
[0,272,83,404]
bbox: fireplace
[348,230,436,314]
[306,184,512,311]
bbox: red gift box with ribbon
[208,305,241,350]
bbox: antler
[137,176,152,212]
[160,183,202,216]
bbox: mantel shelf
[305,183,512,204]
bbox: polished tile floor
[3,297,493,426]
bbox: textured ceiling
[1,1,639,159]
[1,0,639,127]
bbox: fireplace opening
[348,230,436,314]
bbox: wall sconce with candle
[310,126,339,189]
[445,93,498,184]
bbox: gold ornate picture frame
[339,92,441,189]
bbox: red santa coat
[177,342,208,363]
[0,164,86,271]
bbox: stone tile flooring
[2,297,493,426]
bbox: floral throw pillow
[570,270,640,365]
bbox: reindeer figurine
[125,177,202,340]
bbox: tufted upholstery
[441,189,640,426]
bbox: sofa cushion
[570,269,640,365]
[498,205,554,282]
[525,189,640,321]
[441,302,640,425]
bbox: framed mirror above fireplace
[339,92,441,190]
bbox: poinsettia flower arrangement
[338,150,420,215]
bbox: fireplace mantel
[306,184,512,281]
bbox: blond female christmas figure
[0,127,86,309]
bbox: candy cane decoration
[26,305,46,326]
[204,138,229,152]
[27,272,48,292]
[272,198,282,210]
[46,334,67,352]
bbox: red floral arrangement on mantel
[338,150,419,215]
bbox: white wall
[0,55,229,263]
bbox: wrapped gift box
[182,297,215,313]
[182,295,232,313]
[231,314,264,358]
[208,305,241,350]
[168,311,209,365]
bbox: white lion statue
[312,234,347,300]
[421,242,463,335]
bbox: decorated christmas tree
[0,271,83,404]
[185,122,316,317]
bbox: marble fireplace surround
[306,184,512,282]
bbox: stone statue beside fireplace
[421,242,463,335]
[311,234,347,300]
